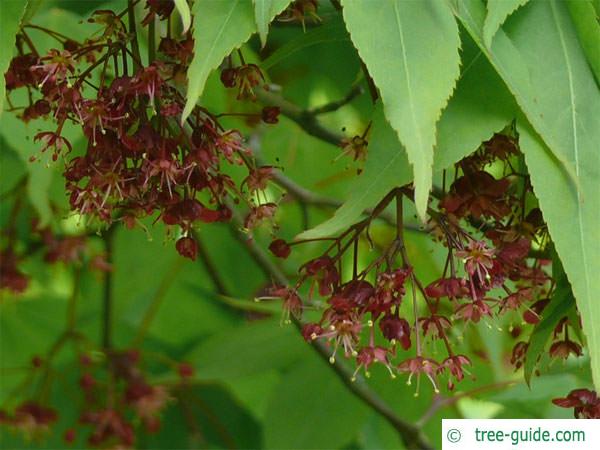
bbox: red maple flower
[379,314,411,350]
[269,239,292,259]
[440,355,471,390]
[398,357,440,395]
[553,389,600,418]
[352,346,396,380]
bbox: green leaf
[26,164,54,225]
[299,37,517,240]
[593,0,600,17]
[113,225,241,347]
[297,105,407,241]
[0,0,28,116]
[145,385,262,450]
[210,293,283,315]
[452,3,600,389]
[223,371,281,421]
[182,0,257,121]
[341,0,460,220]
[173,0,191,33]
[260,15,349,70]
[263,358,369,449]
[523,258,576,385]
[566,0,600,85]
[21,0,46,23]
[478,0,600,389]
[254,0,292,48]
[186,319,309,381]
[358,413,404,450]
[451,0,586,196]
[0,291,68,403]
[0,136,26,196]
[483,0,530,47]
[519,115,600,388]
[0,111,56,225]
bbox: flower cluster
[0,217,109,296]
[4,3,277,261]
[0,347,194,446]
[268,133,581,394]
[0,401,57,439]
[278,0,321,29]
[0,249,29,294]
[76,349,172,446]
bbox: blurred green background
[0,1,592,449]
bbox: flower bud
[220,68,238,88]
[269,239,291,259]
[261,106,280,124]
[175,236,198,261]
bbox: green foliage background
[1,0,598,448]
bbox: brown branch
[308,85,363,115]
[269,169,425,233]
[271,170,341,209]
[256,89,343,146]
[416,380,517,426]
[251,92,430,234]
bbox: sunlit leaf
[299,37,516,240]
[254,0,293,48]
[519,117,600,389]
[173,0,191,33]
[566,0,600,85]
[341,0,460,219]
[524,257,576,385]
[451,0,585,195]
[452,0,600,389]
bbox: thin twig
[269,168,424,233]
[416,380,517,426]
[308,85,363,115]
[271,170,341,208]
[256,88,343,146]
